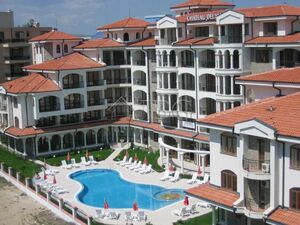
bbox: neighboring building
[0,10,51,82]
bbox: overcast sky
[1,0,300,35]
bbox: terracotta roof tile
[74,38,125,49]
[174,37,216,46]
[171,0,234,9]
[186,183,239,208]
[245,32,300,45]
[23,52,104,71]
[236,67,300,84]
[236,5,300,18]
[177,10,226,23]
[128,38,156,47]
[97,17,149,30]
[0,73,60,94]
[5,117,209,143]
[29,30,82,42]
[198,92,300,139]
[268,208,300,225]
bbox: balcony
[134,98,147,105]
[39,104,60,113]
[220,35,242,44]
[133,60,146,66]
[0,104,7,111]
[133,78,146,86]
[5,72,26,78]
[87,79,106,87]
[4,55,30,61]
[88,98,106,107]
[64,101,84,110]
[243,156,270,174]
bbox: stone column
[230,53,234,69]
[168,73,171,89]
[231,76,234,95]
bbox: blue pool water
[70,169,185,210]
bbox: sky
[1,0,300,35]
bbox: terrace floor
[40,149,211,225]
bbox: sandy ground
[0,177,74,225]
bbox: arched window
[63,133,73,149]
[221,133,237,156]
[14,117,19,128]
[123,33,129,41]
[51,135,61,151]
[86,130,96,145]
[75,131,84,147]
[136,32,140,39]
[221,170,237,192]
[63,73,80,89]
[63,44,68,53]
[290,188,300,210]
[38,137,49,153]
[64,93,82,109]
[56,44,61,54]
[290,145,300,169]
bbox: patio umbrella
[169,164,174,172]
[184,196,189,206]
[66,152,70,162]
[197,166,202,177]
[104,199,109,210]
[143,156,148,165]
[133,201,138,211]
[86,150,89,158]
[43,171,47,180]
[53,175,57,185]
[134,153,138,161]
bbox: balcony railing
[5,72,26,78]
[88,98,106,107]
[221,35,243,44]
[64,101,84,110]
[200,61,215,68]
[243,156,270,173]
[0,105,7,111]
[63,81,84,89]
[3,38,28,43]
[133,60,146,66]
[134,98,147,105]
[4,55,30,61]
[87,79,105,87]
[244,197,269,212]
[133,79,146,86]
[39,104,60,113]
[276,60,300,69]
[160,39,176,45]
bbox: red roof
[245,32,300,45]
[171,0,234,9]
[198,92,300,139]
[5,117,209,143]
[174,37,216,46]
[74,38,125,49]
[128,38,156,47]
[29,30,82,42]
[186,183,239,208]
[177,10,226,23]
[268,208,300,225]
[236,67,300,84]
[0,73,60,94]
[97,17,149,30]
[23,52,104,71]
[236,5,300,18]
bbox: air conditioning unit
[262,163,270,173]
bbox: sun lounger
[170,171,180,182]
[137,211,147,221]
[140,164,152,174]
[172,207,190,217]
[126,160,137,169]
[71,158,80,168]
[130,161,141,170]
[95,209,105,219]
[108,211,120,220]
[135,164,146,172]
[197,173,210,185]
[41,167,58,175]
[80,157,91,166]
[187,172,200,184]
[89,155,98,165]
[116,156,127,165]
[197,201,211,208]
[121,157,132,166]
[187,204,198,214]
[61,160,72,169]
[124,211,133,221]
[160,170,171,181]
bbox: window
[254,49,271,63]
[151,72,157,83]
[178,28,183,38]
[56,44,61,54]
[245,23,249,35]
[221,133,237,156]
[87,71,101,86]
[114,33,118,40]
[136,32,140,39]
[84,110,102,121]
[14,117,19,128]
[291,145,300,170]
[221,170,237,192]
[123,33,129,41]
[221,26,225,36]
[161,29,165,39]
[263,22,277,36]
[290,188,300,210]
[148,32,152,38]
[13,97,18,108]
[195,26,209,37]
[63,44,68,53]
[63,74,80,89]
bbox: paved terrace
[41,149,211,225]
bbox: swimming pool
[70,169,185,210]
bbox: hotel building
[0,1,300,224]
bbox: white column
[201,155,205,175]
[180,152,184,174]
[272,49,277,70]
[167,53,170,67]
[230,53,234,69]
[166,148,170,166]
[212,206,216,225]
[168,73,171,89]
[160,146,163,165]
[168,95,171,111]
[140,129,143,144]
[223,76,226,95]
[270,139,276,208]
[239,53,243,70]
[22,139,26,156]
[222,54,225,69]
[231,76,234,95]
[47,137,51,152]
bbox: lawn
[114,148,164,172]
[41,148,113,167]
[174,213,212,225]
[0,147,41,178]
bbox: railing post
[25,178,29,189]
[59,198,63,211]
[8,167,12,177]
[0,162,4,172]
[46,191,50,202]
[16,172,20,182]
[72,206,77,219]
[87,216,92,225]
[35,184,39,195]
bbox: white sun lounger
[130,161,141,170]
[160,170,171,181]
[137,211,147,221]
[140,164,152,174]
[135,164,146,172]
[124,211,133,221]
[95,209,105,219]
[116,156,127,165]
[80,157,91,166]
[187,204,198,214]
[41,167,58,175]
[108,211,120,220]
[170,171,180,182]
[121,157,132,166]
[126,160,137,169]
[172,207,190,217]
[187,172,200,184]
[71,158,80,168]
[89,155,98,165]
[197,173,210,185]
[61,160,72,169]
[197,201,211,208]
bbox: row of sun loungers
[34,179,69,194]
[160,170,210,184]
[172,202,211,217]
[116,156,153,174]
[95,209,147,222]
[61,156,98,169]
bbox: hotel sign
[187,13,220,22]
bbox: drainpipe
[189,45,199,118]
[276,135,286,208]
[272,82,282,97]
[291,16,299,33]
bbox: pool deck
[42,150,211,225]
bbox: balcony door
[258,139,265,170]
